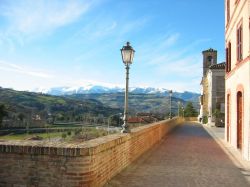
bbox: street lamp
[178,101,180,117]
[182,106,185,117]
[121,42,135,133]
[169,90,173,119]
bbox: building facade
[207,63,225,125]
[225,0,250,160]
[199,49,225,126]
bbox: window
[207,56,212,62]
[207,56,214,65]
[200,95,203,105]
[237,24,243,61]
[227,0,230,23]
[226,42,231,72]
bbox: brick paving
[105,122,250,187]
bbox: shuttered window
[236,25,243,61]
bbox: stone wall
[0,117,184,187]
[184,117,198,122]
[202,76,209,116]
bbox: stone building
[225,0,250,160]
[199,49,225,126]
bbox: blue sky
[0,0,225,92]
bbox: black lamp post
[121,42,135,133]
[169,90,173,119]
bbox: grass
[0,127,117,141]
[0,132,64,140]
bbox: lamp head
[121,42,135,65]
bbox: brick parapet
[184,117,198,121]
[0,117,184,187]
[0,118,181,156]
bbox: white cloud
[76,20,118,41]
[118,17,149,36]
[133,36,211,92]
[0,60,53,78]
[142,37,210,66]
[0,0,93,36]
[68,15,149,45]
[156,55,202,76]
[136,32,181,65]
[91,21,117,38]
[161,33,180,48]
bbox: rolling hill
[0,87,121,127]
[65,92,199,116]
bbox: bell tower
[202,48,217,76]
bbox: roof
[128,117,145,123]
[209,62,225,70]
[136,112,152,116]
[128,116,158,123]
[202,48,217,53]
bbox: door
[227,94,230,142]
[237,92,243,150]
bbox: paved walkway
[105,122,250,187]
[203,124,250,183]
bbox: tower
[202,48,217,76]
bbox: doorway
[227,94,230,142]
[237,91,243,150]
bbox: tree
[110,115,122,127]
[17,113,25,121]
[17,113,25,127]
[184,102,198,117]
[0,104,8,127]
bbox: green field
[0,127,116,141]
[0,132,64,140]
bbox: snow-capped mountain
[33,85,171,95]
[32,85,199,101]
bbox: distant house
[128,117,145,124]
[128,113,158,124]
[32,114,41,121]
[225,0,250,160]
[137,112,162,121]
[199,49,225,126]
[136,112,152,116]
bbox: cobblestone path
[105,123,250,187]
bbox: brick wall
[184,117,198,122]
[0,117,184,187]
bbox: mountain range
[32,85,200,116]
[0,85,200,128]
[33,85,199,99]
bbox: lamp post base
[121,128,130,133]
[121,123,130,133]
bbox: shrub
[202,116,208,124]
[74,129,81,135]
[62,133,67,139]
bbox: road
[105,122,250,187]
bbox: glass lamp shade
[121,42,135,65]
[169,90,173,96]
